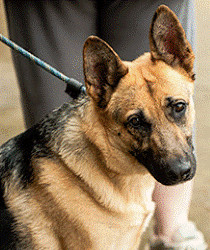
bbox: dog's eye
[173,101,186,113]
[128,116,141,128]
[167,100,188,121]
[165,98,188,123]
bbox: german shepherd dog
[0,5,196,249]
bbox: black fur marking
[0,96,89,190]
[0,98,87,189]
[125,110,152,138]
[0,125,50,188]
[0,183,19,249]
[186,136,194,150]
[146,80,154,98]
[191,73,196,81]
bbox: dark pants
[5,0,195,128]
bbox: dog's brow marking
[125,110,152,140]
[145,79,154,98]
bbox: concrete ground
[0,0,209,248]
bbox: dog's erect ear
[149,5,195,79]
[83,36,128,108]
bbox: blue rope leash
[0,34,86,97]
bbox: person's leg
[152,180,193,240]
[4,0,97,128]
[98,0,206,247]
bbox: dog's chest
[35,158,155,249]
[85,205,154,250]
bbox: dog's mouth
[130,148,196,185]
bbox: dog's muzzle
[132,149,196,185]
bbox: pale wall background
[0,0,209,247]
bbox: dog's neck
[58,100,155,216]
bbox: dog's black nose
[180,163,192,180]
[168,160,192,182]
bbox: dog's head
[83,5,196,185]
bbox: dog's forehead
[125,53,194,100]
[110,53,194,118]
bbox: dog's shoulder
[0,102,69,183]
[0,97,88,186]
